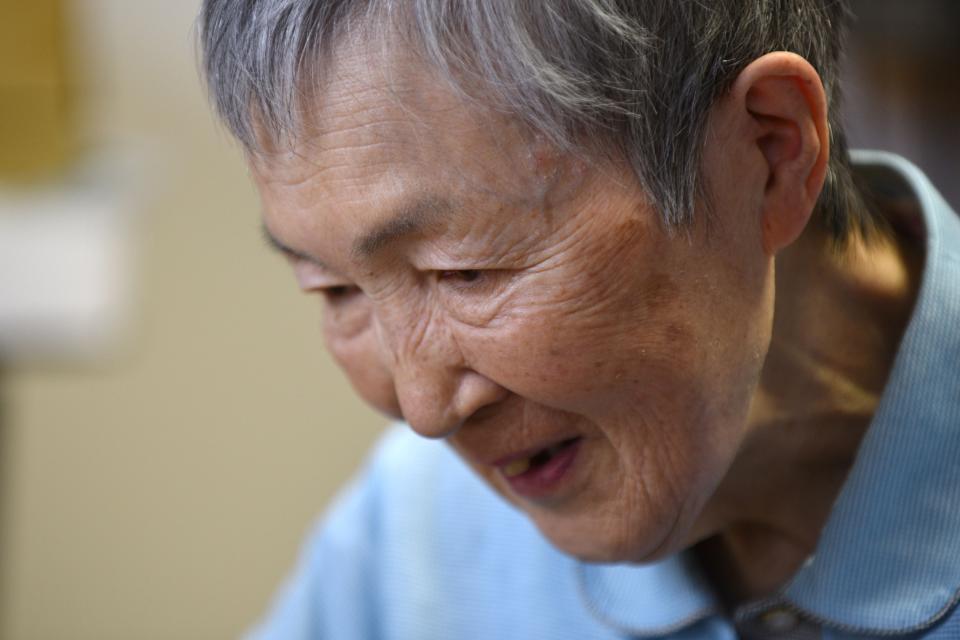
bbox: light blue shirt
[249,152,960,639]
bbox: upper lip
[449,402,586,469]
[487,435,582,469]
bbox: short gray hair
[199,0,870,240]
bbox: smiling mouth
[497,437,583,498]
[501,438,578,477]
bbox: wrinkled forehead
[248,36,578,208]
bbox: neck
[695,218,923,605]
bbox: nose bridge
[373,296,465,438]
[372,292,443,367]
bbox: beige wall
[1,1,385,638]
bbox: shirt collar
[576,151,960,637]
[576,554,718,637]
[782,150,960,634]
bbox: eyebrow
[261,224,328,269]
[352,196,452,260]
[261,194,454,269]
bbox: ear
[727,52,830,255]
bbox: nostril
[404,412,462,440]
[466,400,500,423]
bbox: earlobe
[735,52,830,255]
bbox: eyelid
[436,268,504,293]
[319,284,363,304]
[437,269,482,281]
[291,257,353,292]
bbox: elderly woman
[199,1,959,638]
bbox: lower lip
[502,438,583,499]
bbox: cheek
[324,312,402,419]
[465,267,698,411]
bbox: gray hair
[199,0,870,240]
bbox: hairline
[200,0,870,243]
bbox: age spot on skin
[666,323,691,345]
[642,271,679,312]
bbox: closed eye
[436,269,510,297]
[320,284,363,303]
[438,269,483,284]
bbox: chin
[528,506,689,565]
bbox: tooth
[503,457,531,477]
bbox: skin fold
[252,38,922,604]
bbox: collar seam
[778,584,960,637]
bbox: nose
[395,367,508,439]
[377,310,508,439]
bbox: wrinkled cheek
[324,324,402,419]
[479,326,688,417]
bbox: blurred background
[845,0,960,208]
[0,0,956,638]
[0,1,384,638]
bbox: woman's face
[251,45,775,562]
